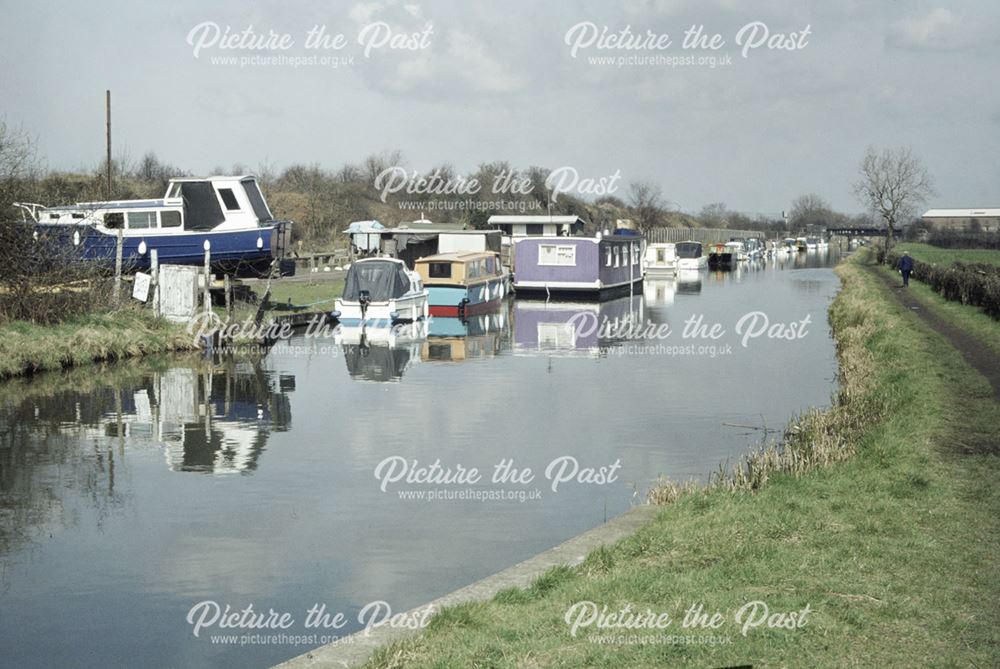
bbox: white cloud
[446,30,523,93]
[887,8,966,51]
[349,1,385,24]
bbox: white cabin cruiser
[332,257,428,327]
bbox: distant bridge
[647,227,765,244]
[827,227,888,237]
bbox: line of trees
[1,119,940,251]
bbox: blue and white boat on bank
[15,176,293,277]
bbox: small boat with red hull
[414,251,508,317]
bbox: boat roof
[354,256,406,265]
[46,198,179,212]
[415,251,497,263]
[487,215,585,225]
[169,175,257,182]
[366,226,500,236]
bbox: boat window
[181,182,226,230]
[613,247,620,267]
[104,212,124,229]
[218,188,241,211]
[526,224,544,235]
[167,183,182,198]
[160,210,182,228]
[657,248,665,262]
[606,248,611,267]
[485,256,496,275]
[539,244,576,266]
[428,262,451,278]
[242,180,273,221]
[127,211,156,229]
[467,262,480,279]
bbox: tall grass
[0,307,198,379]
[648,268,882,502]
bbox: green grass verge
[0,308,198,379]
[895,242,1000,267]
[361,253,1000,668]
[262,278,344,308]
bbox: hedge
[886,250,1000,320]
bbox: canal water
[0,251,840,668]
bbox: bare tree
[853,146,934,247]
[789,193,833,228]
[628,181,667,234]
[699,202,729,227]
[0,119,40,213]
[363,149,405,183]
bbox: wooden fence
[646,227,766,243]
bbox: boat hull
[334,292,429,327]
[676,256,707,270]
[425,279,505,317]
[643,265,676,277]
[32,222,291,277]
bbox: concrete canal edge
[273,504,659,669]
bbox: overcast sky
[1,0,997,215]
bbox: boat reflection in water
[153,363,292,473]
[513,294,644,357]
[422,308,510,363]
[336,321,428,382]
[643,278,676,324]
[676,268,703,294]
[37,360,293,474]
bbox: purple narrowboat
[511,235,643,298]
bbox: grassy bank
[361,253,1000,668]
[0,309,198,379]
[259,277,344,309]
[895,242,1000,267]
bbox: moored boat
[675,241,707,270]
[708,242,740,269]
[413,251,507,317]
[643,242,677,276]
[332,257,428,326]
[511,234,643,297]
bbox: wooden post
[150,249,160,316]
[105,90,112,199]
[113,227,123,300]
[203,241,211,314]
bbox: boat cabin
[35,176,276,234]
[414,252,503,287]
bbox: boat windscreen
[242,180,273,222]
[181,182,226,231]
[675,242,702,258]
[342,261,411,301]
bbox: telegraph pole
[105,90,112,198]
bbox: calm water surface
[0,251,840,668]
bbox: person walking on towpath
[899,251,914,287]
